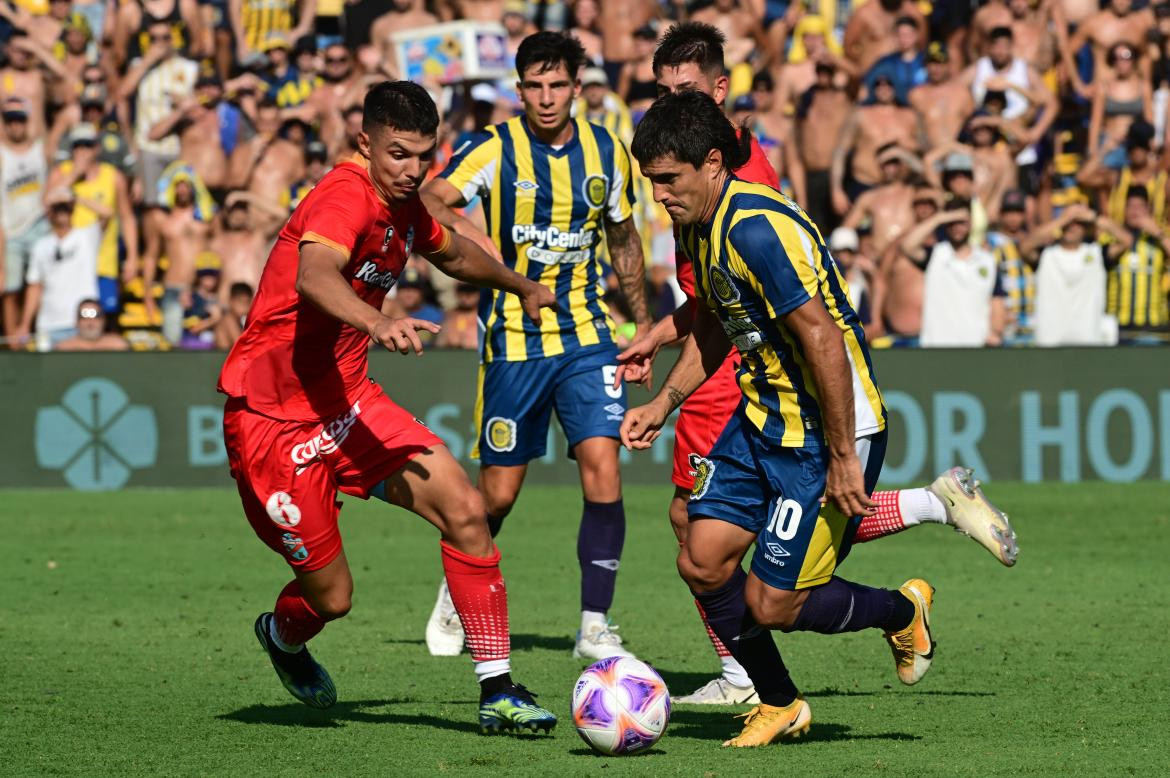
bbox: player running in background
[218,81,558,734]
[420,32,652,661]
[622,91,941,747]
[627,22,1019,707]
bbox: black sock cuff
[692,567,748,606]
[582,499,624,520]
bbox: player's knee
[479,482,517,519]
[746,588,802,631]
[312,590,352,621]
[676,548,732,593]
[443,487,488,536]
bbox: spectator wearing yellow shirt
[46,125,138,314]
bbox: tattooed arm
[603,216,652,330]
[619,304,731,450]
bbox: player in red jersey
[614,23,1018,707]
[218,81,558,733]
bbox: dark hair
[989,26,1013,42]
[229,282,254,298]
[945,196,971,213]
[1106,42,1136,67]
[894,14,917,27]
[631,91,751,171]
[751,70,774,91]
[1126,185,1150,203]
[362,81,439,136]
[653,22,725,78]
[515,31,586,80]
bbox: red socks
[855,491,908,543]
[440,540,510,662]
[274,580,327,647]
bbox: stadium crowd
[1,0,1168,352]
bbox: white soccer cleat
[572,621,635,661]
[928,467,1019,567]
[672,676,760,705]
[425,578,465,656]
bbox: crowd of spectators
[1,0,1168,352]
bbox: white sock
[720,656,752,688]
[269,617,303,654]
[899,488,948,525]
[475,659,511,683]
[581,610,607,634]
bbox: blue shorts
[688,410,887,591]
[473,344,627,466]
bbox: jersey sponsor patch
[688,454,715,500]
[485,416,517,452]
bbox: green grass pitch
[4,482,1169,776]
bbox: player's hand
[620,401,668,451]
[517,279,555,325]
[614,326,660,389]
[369,315,442,355]
[825,449,876,518]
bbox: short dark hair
[989,26,1013,42]
[1126,185,1150,203]
[515,31,586,81]
[229,282,254,298]
[362,81,439,137]
[631,91,751,172]
[653,22,725,78]
[894,14,917,27]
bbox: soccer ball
[571,657,670,756]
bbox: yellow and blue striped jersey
[680,178,886,447]
[1108,233,1169,329]
[439,115,635,362]
[990,234,1034,341]
[576,93,634,145]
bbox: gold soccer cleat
[884,579,935,686]
[721,697,811,747]
[928,467,1019,566]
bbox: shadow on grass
[218,699,512,735]
[568,748,667,758]
[666,710,920,744]
[657,670,996,702]
[511,633,576,652]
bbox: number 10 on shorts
[767,498,802,540]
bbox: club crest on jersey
[281,532,309,561]
[381,225,394,252]
[709,266,740,304]
[485,416,517,453]
[582,174,609,208]
[688,454,715,500]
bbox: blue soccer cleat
[479,684,557,734]
[254,612,337,709]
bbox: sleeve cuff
[300,232,351,260]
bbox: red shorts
[223,380,442,572]
[672,354,741,490]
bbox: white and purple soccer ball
[571,656,670,756]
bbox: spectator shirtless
[830,75,919,215]
[875,186,943,338]
[0,34,74,139]
[1066,0,1155,97]
[775,16,857,116]
[843,0,926,74]
[227,101,305,235]
[143,177,212,344]
[910,45,975,149]
[210,191,281,301]
[370,0,438,66]
[599,0,658,75]
[439,0,503,22]
[794,62,853,231]
[147,78,236,191]
[843,145,922,254]
[691,0,770,71]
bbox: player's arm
[604,216,651,331]
[613,297,697,387]
[784,296,874,518]
[422,232,555,324]
[620,304,731,450]
[419,132,503,261]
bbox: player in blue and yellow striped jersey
[420,32,651,662]
[1110,186,1170,341]
[621,92,936,747]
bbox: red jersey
[676,132,779,298]
[218,155,450,421]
